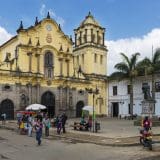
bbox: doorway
[112,102,119,117]
[41,91,55,118]
[76,101,84,117]
[0,99,14,120]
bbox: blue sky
[1,0,160,74]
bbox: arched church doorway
[76,101,84,117]
[41,91,55,118]
[0,99,14,120]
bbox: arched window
[44,51,54,78]
[44,52,53,67]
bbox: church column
[66,87,70,111]
[27,52,32,72]
[27,83,32,104]
[80,31,82,45]
[97,30,99,44]
[36,83,40,103]
[59,58,63,76]
[102,32,105,46]
[36,53,40,73]
[66,59,70,77]
[75,33,77,47]
[85,29,87,43]
[58,86,63,111]
[91,29,93,43]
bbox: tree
[137,48,160,106]
[110,52,140,115]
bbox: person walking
[43,116,50,137]
[57,115,62,134]
[27,114,33,137]
[1,113,6,125]
[35,119,43,146]
[61,112,68,133]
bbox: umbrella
[82,106,96,119]
[82,106,93,113]
[26,104,46,111]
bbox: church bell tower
[73,12,108,116]
[73,12,107,76]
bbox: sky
[1,0,160,75]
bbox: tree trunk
[130,78,134,115]
[151,74,155,114]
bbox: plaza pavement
[1,117,160,146]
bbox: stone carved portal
[76,101,84,117]
[0,99,14,120]
[41,91,55,117]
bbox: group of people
[17,112,51,145]
[17,112,68,146]
[54,113,68,134]
[79,116,92,131]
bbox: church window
[44,51,54,78]
[45,52,53,67]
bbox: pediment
[17,18,72,52]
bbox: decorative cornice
[73,43,108,52]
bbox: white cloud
[40,4,46,17]
[39,4,65,27]
[106,28,160,75]
[0,26,12,45]
[56,16,65,27]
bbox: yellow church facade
[0,12,108,119]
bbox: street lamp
[85,87,99,132]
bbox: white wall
[108,75,160,117]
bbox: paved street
[1,118,160,147]
[0,129,160,160]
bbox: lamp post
[86,87,99,132]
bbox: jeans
[45,126,49,137]
[28,126,32,137]
[36,131,42,145]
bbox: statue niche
[20,94,29,109]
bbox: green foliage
[110,52,140,79]
[137,48,160,75]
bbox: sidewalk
[1,118,160,147]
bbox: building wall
[0,14,108,119]
[108,75,160,117]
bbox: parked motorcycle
[139,128,153,150]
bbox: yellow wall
[0,15,108,116]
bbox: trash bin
[95,122,100,132]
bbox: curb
[49,134,140,147]
[0,125,141,147]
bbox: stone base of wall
[134,116,160,127]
